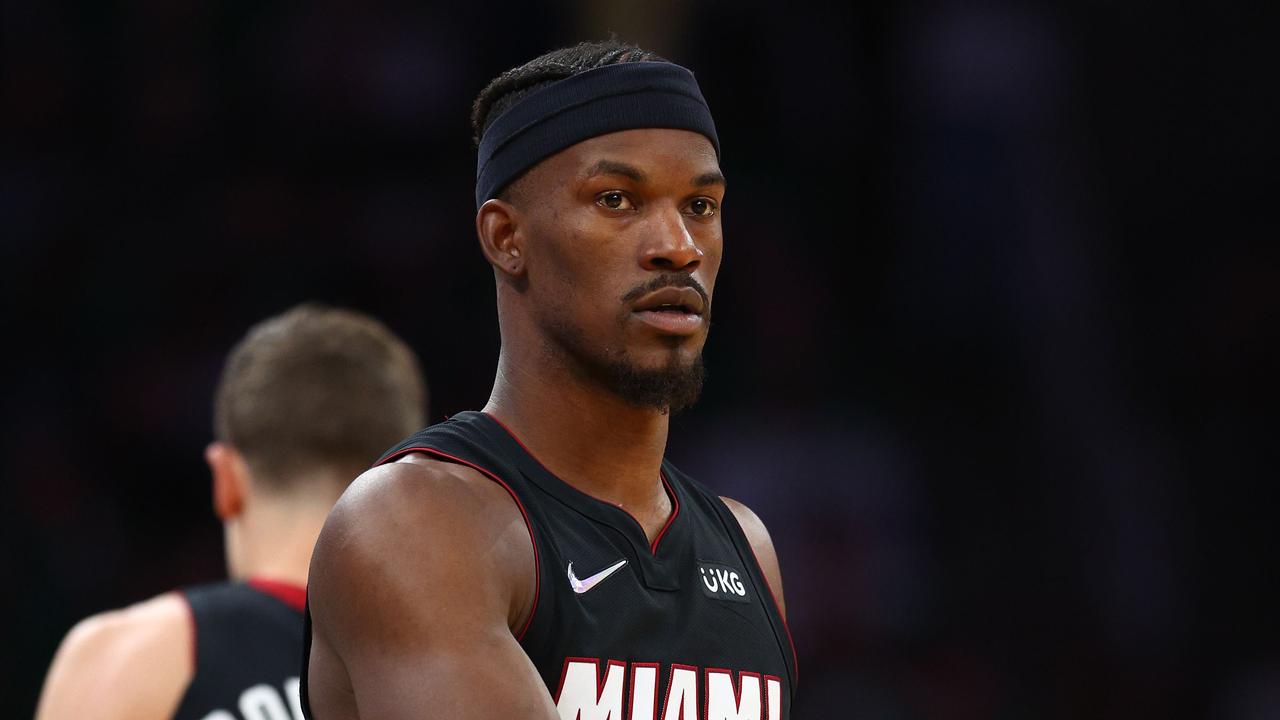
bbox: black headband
[475,61,720,208]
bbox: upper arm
[721,497,787,619]
[307,459,556,720]
[36,593,193,720]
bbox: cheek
[697,229,725,295]
[533,227,626,321]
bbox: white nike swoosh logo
[567,559,628,594]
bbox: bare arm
[306,457,556,720]
[721,497,787,618]
[35,593,193,720]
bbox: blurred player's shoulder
[36,592,191,720]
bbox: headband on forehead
[475,61,720,209]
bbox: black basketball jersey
[301,410,797,720]
[175,580,307,720]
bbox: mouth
[632,286,706,316]
[631,286,707,335]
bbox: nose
[639,204,703,272]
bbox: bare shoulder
[305,455,550,719]
[309,455,536,647]
[720,496,787,618]
[314,455,531,579]
[36,592,192,720]
[337,452,525,524]
[55,592,190,667]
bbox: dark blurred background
[2,1,1276,717]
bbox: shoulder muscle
[36,592,193,720]
[309,457,536,647]
[307,457,553,719]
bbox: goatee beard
[600,353,706,415]
[543,318,708,414]
[541,270,711,413]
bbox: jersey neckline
[470,411,688,587]
[246,577,307,612]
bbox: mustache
[620,273,710,308]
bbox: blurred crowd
[2,2,1275,717]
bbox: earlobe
[476,198,526,278]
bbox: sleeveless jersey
[174,580,308,720]
[301,411,797,720]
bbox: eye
[687,197,718,218]
[596,191,634,211]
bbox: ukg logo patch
[697,561,751,603]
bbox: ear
[206,442,248,522]
[476,198,527,278]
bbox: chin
[632,340,703,367]
[544,313,707,412]
[604,350,706,414]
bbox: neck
[484,347,672,522]
[225,491,337,587]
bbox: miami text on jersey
[554,658,783,720]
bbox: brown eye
[688,198,717,217]
[596,192,632,211]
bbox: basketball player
[36,305,427,720]
[303,41,797,720]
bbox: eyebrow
[584,159,647,183]
[583,159,726,189]
[692,170,726,188]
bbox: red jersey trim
[247,577,308,612]
[379,446,541,642]
[629,661,662,720]
[704,668,764,720]
[650,472,680,554]
[739,532,799,688]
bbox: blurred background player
[35,304,428,720]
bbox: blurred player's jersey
[302,410,797,720]
[175,580,306,720]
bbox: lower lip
[632,310,704,335]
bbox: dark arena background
[2,2,1276,718]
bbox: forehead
[545,128,721,183]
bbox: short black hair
[470,39,666,148]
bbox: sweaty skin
[306,128,786,719]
